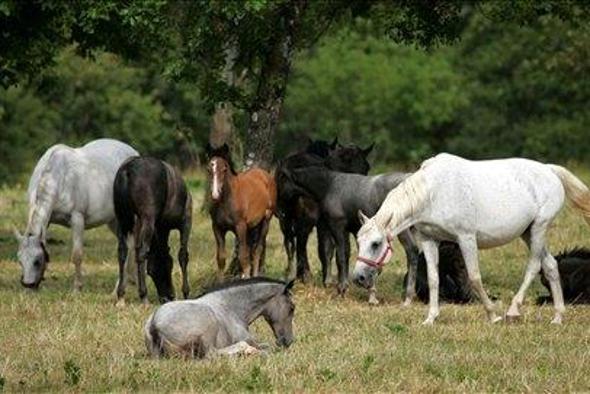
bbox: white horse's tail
[548,164,590,224]
[144,313,164,358]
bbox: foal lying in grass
[144,278,295,358]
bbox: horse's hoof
[401,299,413,308]
[115,299,126,308]
[368,296,379,305]
[421,318,435,326]
[550,315,563,325]
[505,314,521,324]
[490,315,503,324]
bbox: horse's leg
[236,222,250,278]
[317,221,335,286]
[507,224,564,323]
[216,341,261,357]
[70,212,85,292]
[418,236,439,325]
[540,252,565,324]
[179,200,192,299]
[115,224,129,306]
[252,219,270,277]
[280,217,296,280]
[135,216,155,304]
[330,222,350,297]
[108,220,137,288]
[213,225,226,282]
[295,220,313,282]
[457,235,500,323]
[398,230,419,307]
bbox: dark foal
[282,165,420,302]
[276,139,373,282]
[207,143,276,279]
[114,157,192,305]
[538,247,590,304]
[403,241,474,304]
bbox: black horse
[275,138,373,283]
[113,157,192,304]
[538,247,590,304]
[281,164,420,302]
[403,242,474,304]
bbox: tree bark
[244,0,307,169]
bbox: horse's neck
[27,171,60,238]
[209,284,280,324]
[292,167,331,201]
[374,170,428,235]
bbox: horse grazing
[15,138,138,290]
[144,278,295,358]
[207,143,276,279]
[281,164,420,303]
[355,153,590,324]
[403,242,474,304]
[114,157,192,304]
[276,139,373,282]
[538,247,590,304]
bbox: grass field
[2,168,590,392]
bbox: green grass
[1,168,590,392]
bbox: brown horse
[207,144,276,280]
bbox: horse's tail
[113,164,135,236]
[547,164,590,224]
[144,312,164,358]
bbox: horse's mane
[555,247,590,262]
[360,169,429,237]
[197,277,287,298]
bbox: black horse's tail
[113,164,135,236]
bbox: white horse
[14,138,139,290]
[354,153,590,325]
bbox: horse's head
[326,142,373,175]
[353,211,393,290]
[304,137,338,158]
[262,280,295,348]
[14,228,48,289]
[147,247,175,304]
[206,143,237,202]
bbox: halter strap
[357,234,394,269]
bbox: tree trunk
[244,0,307,169]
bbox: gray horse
[144,278,295,358]
[14,138,138,290]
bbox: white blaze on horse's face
[353,219,391,290]
[209,158,226,201]
[16,233,48,289]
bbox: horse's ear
[363,143,375,157]
[205,142,213,157]
[358,210,370,225]
[221,143,230,155]
[12,225,24,242]
[330,137,339,150]
[285,280,295,293]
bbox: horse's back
[79,138,139,175]
[418,154,565,247]
[148,300,227,357]
[235,168,276,222]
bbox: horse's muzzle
[277,336,293,348]
[21,280,40,290]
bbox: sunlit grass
[1,166,590,392]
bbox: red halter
[356,234,394,269]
